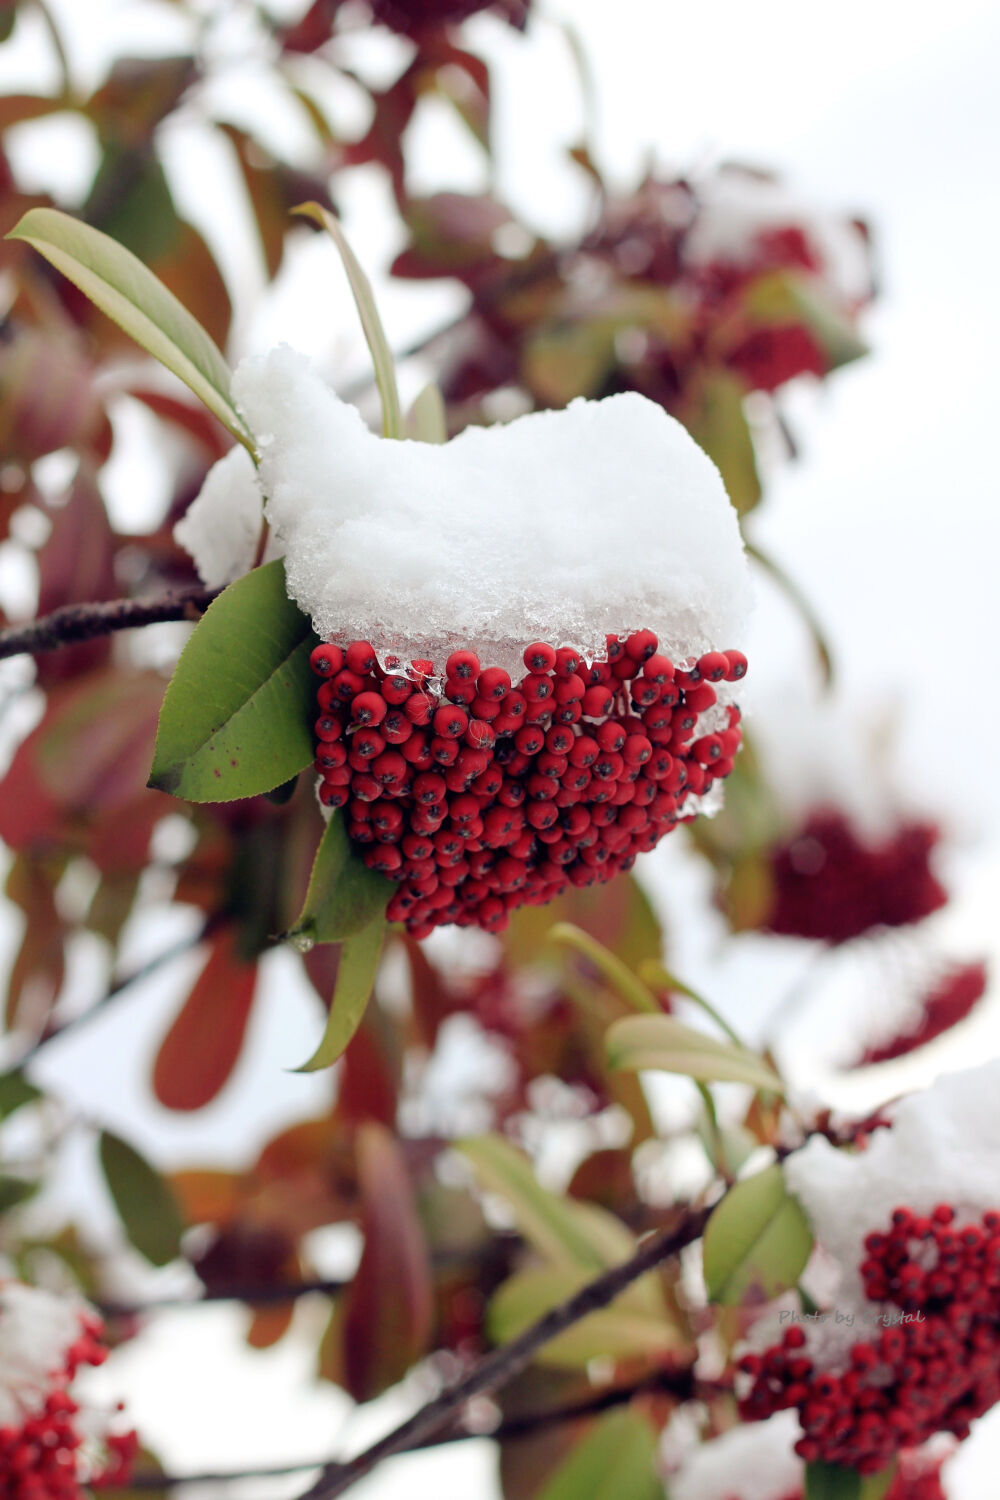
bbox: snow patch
[221,345,752,678]
[671,1411,803,1500]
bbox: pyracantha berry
[311,632,747,935]
[0,1281,138,1498]
[764,811,947,944]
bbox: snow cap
[671,1412,803,1500]
[782,1060,1000,1363]
[0,1279,89,1425]
[174,444,268,589]
[199,345,753,678]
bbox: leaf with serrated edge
[287,813,392,946]
[6,208,253,450]
[537,1410,661,1500]
[98,1130,184,1266]
[606,1013,784,1093]
[703,1163,813,1305]
[149,559,317,802]
[295,916,386,1071]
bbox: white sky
[3,0,1000,1495]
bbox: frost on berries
[739,1062,1000,1475]
[0,1281,137,1497]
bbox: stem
[297,1203,713,1500]
[638,961,746,1047]
[0,588,218,662]
[103,1367,731,1491]
[12,923,211,1072]
[745,540,833,687]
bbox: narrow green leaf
[638,959,745,1045]
[458,1135,632,1271]
[805,1460,895,1500]
[549,923,659,1014]
[98,1130,184,1266]
[746,540,833,687]
[149,559,317,802]
[287,814,392,948]
[0,1072,41,1121]
[536,1410,661,1500]
[407,382,448,443]
[606,1014,785,1094]
[487,1265,681,1369]
[0,1176,39,1213]
[6,208,253,451]
[295,916,386,1071]
[686,370,762,517]
[702,1162,813,1304]
[292,202,402,440]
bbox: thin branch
[298,1203,713,1500]
[105,1364,728,1490]
[12,923,211,1072]
[0,587,218,662]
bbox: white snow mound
[782,1059,1000,1367]
[671,1412,803,1500]
[174,444,267,589]
[221,345,751,677]
[0,1280,87,1425]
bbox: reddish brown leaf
[152,928,258,1111]
[4,855,65,1032]
[337,1014,398,1128]
[36,465,117,685]
[168,1169,243,1227]
[246,1302,295,1349]
[342,1123,433,1401]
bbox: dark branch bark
[105,1362,729,1490]
[0,587,218,661]
[298,1202,713,1500]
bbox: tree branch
[0,587,219,661]
[105,1362,729,1490]
[298,1202,713,1500]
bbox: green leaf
[549,923,659,1014]
[0,1176,38,1213]
[744,270,869,372]
[536,1410,661,1500]
[487,1265,681,1369]
[606,1014,785,1094]
[148,559,317,802]
[292,202,402,440]
[295,916,386,1071]
[98,1130,184,1266]
[287,814,392,947]
[6,208,252,451]
[746,540,833,687]
[407,382,448,443]
[702,1162,813,1304]
[686,370,761,517]
[0,1072,41,1121]
[805,1460,896,1500]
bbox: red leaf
[36,466,117,685]
[337,1015,398,1128]
[342,1123,433,1400]
[152,928,258,1111]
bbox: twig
[104,1364,727,1490]
[298,1203,713,1500]
[0,588,218,662]
[11,923,211,1072]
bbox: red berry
[697,651,729,682]
[352,691,387,726]
[446,649,480,680]
[554,647,583,678]
[523,642,556,672]
[434,704,469,739]
[346,640,378,674]
[625,629,658,662]
[310,643,344,677]
[478,667,511,700]
[724,648,748,681]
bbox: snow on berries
[0,1280,137,1497]
[311,634,748,936]
[739,1061,1000,1475]
[228,345,752,678]
[670,1412,948,1500]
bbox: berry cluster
[854,960,988,1068]
[310,633,747,936]
[0,1307,137,1499]
[740,1204,1000,1474]
[764,811,947,944]
[369,0,530,34]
